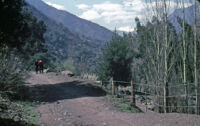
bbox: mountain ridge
[168,2,200,33]
[25,0,113,43]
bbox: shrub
[63,59,76,73]
[96,32,134,86]
[0,48,26,100]
[55,59,77,73]
[81,73,98,81]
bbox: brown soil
[26,72,200,126]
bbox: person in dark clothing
[38,60,43,73]
[35,60,39,74]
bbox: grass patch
[0,96,40,126]
[115,103,142,113]
[14,101,39,126]
[106,95,143,113]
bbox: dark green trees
[0,0,25,47]
[0,0,50,99]
[97,33,134,85]
[19,11,48,69]
[0,0,49,69]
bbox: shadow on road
[28,80,106,103]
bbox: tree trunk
[163,0,169,113]
[182,0,188,111]
[194,0,199,115]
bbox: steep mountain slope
[168,3,200,33]
[25,0,113,43]
[26,4,102,73]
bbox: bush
[55,59,77,74]
[0,97,39,126]
[0,49,26,100]
[96,32,133,85]
[63,59,76,73]
[81,73,98,81]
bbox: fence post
[198,90,200,115]
[145,85,147,112]
[131,80,136,106]
[112,79,115,96]
[163,84,166,113]
[198,84,200,115]
[163,82,169,113]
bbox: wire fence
[99,80,200,115]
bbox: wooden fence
[99,79,200,115]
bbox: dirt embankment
[26,72,200,126]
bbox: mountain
[25,3,103,73]
[168,2,200,33]
[25,0,113,43]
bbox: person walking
[35,60,39,74]
[38,60,44,73]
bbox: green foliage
[133,14,200,113]
[54,59,77,74]
[0,0,48,56]
[115,103,142,113]
[19,10,50,70]
[20,10,47,53]
[0,0,25,47]
[135,17,178,83]
[0,48,39,125]
[97,32,134,84]
[0,48,26,100]
[0,1,49,125]
[0,0,51,70]
[14,101,39,126]
[106,95,142,113]
[81,73,98,81]
[0,98,39,126]
[63,59,76,73]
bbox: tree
[97,32,133,85]
[0,0,52,70]
[130,0,200,114]
[181,0,188,107]
[19,10,48,69]
[0,0,25,47]
[138,0,179,112]
[193,0,200,115]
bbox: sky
[41,0,193,32]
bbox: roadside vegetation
[106,95,142,113]
[0,0,48,125]
[96,0,200,114]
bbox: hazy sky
[41,0,193,32]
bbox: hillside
[26,4,103,73]
[25,0,113,43]
[168,2,200,33]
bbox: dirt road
[26,72,200,126]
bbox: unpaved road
[26,72,200,126]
